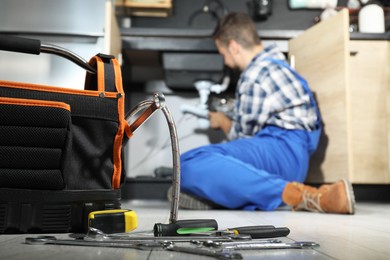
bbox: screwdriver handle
[229,225,275,232]
[230,226,290,239]
[154,219,218,237]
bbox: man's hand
[209,111,232,135]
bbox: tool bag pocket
[0,54,131,190]
[0,97,71,190]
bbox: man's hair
[212,12,261,49]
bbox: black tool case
[0,35,132,233]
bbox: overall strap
[263,58,322,128]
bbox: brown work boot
[282,179,355,214]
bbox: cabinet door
[349,41,390,183]
[288,9,350,183]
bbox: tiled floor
[1,200,389,260]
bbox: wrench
[163,242,243,260]
[26,234,248,249]
[84,227,251,243]
[201,239,282,248]
[26,236,242,259]
[205,240,320,250]
[25,236,160,250]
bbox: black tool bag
[0,36,133,233]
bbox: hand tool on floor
[26,235,318,259]
[154,219,218,236]
[125,93,180,224]
[203,240,320,250]
[26,236,243,260]
[163,241,243,260]
[200,239,282,248]
[88,209,138,234]
[25,235,160,250]
[84,227,251,243]
[26,234,241,248]
[190,225,290,239]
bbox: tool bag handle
[85,54,120,93]
[0,35,96,73]
[0,35,41,55]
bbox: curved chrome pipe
[41,43,97,74]
[126,93,180,223]
[160,104,180,224]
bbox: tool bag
[0,36,132,233]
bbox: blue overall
[181,59,322,210]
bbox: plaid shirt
[228,44,319,140]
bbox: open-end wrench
[26,232,250,248]
[205,240,320,250]
[25,236,242,259]
[84,235,246,244]
[25,236,160,250]
[201,239,282,248]
[85,227,251,241]
[163,242,243,260]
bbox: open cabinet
[289,9,390,184]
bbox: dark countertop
[121,28,305,51]
[121,28,304,39]
[350,31,390,40]
[122,27,390,39]
[121,28,390,51]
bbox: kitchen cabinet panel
[349,40,390,183]
[289,9,390,184]
[289,9,350,183]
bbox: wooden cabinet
[288,9,390,184]
[116,0,172,17]
[105,0,122,59]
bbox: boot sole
[341,179,356,214]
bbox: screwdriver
[223,226,290,239]
[154,219,218,236]
[153,220,290,239]
[188,225,290,239]
[88,209,138,234]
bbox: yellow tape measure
[88,209,138,234]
